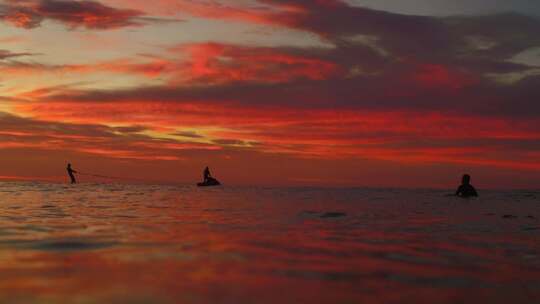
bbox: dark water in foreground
[0,182,538,303]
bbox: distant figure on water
[67,163,78,184]
[198,166,221,187]
[203,166,212,183]
[455,174,478,198]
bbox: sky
[0,0,540,188]
[351,0,540,16]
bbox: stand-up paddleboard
[197,177,221,187]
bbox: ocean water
[0,182,538,304]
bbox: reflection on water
[0,182,539,303]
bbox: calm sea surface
[0,182,538,303]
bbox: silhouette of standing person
[456,174,478,197]
[203,166,211,183]
[67,163,78,184]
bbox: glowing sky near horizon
[1,0,540,187]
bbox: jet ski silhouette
[197,166,221,187]
[197,177,221,187]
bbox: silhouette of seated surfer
[455,174,478,197]
[67,163,78,184]
[198,166,220,186]
[204,166,211,183]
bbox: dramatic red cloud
[0,58,171,79]
[1,0,145,29]
[177,43,340,84]
[1,42,338,86]
[117,0,305,26]
[412,64,476,90]
[0,112,221,163]
[2,9,40,28]
[12,98,540,172]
